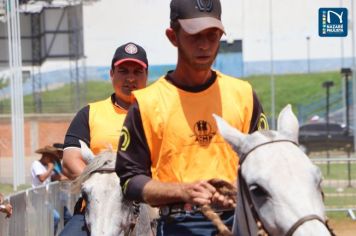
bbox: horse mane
[71,150,116,193]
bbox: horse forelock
[71,150,116,193]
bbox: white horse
[71,141,157,236]
[213,105,334,236]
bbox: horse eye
[249,184,268,198]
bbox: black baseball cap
[170,0,225,34]
[111,42,148,69]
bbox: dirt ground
[329,219,356,236]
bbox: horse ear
[277,104,299,143]
[213,114,246,154]
[79,140,95,164]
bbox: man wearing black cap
[116,0,267,235]
[59,42,148,236]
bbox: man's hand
[209,179,237,209]
[47,161,54,170]
[0,203,13,218]
[141,179,237,207]
[180,181,217,206]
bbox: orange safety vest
[133,71,254,183]
[89,97,127,155]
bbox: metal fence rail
[311,155,356,213]
[0,181,78,236]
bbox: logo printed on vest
[193,120,216,146]
[196,0,213,12]
[120,126,131,151]
[257,113,269,131]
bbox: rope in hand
[201,179,237,236]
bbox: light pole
[322,81,334,175]
[269,0,275,129]
[7,0,25,190]
[341,68,352,135]
[351,0,355,67]
[341,68,352,187]
[306,36,311,73]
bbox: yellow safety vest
[89,97,127,155]
[133,71,254,183]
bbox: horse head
[71,141,157,236]
[214,105,333,236]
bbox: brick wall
[0,114,74,158]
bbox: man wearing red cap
[116,0,267,235]
[60,42,148,236]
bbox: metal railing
[311,154,356,215]
[0,181,79,236]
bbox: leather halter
[91,167,116,174]
[239,139,335,236]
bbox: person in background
[31,145,58,188]
[59,42,149,236]
[31,145,61,234]
[0,192,12,218]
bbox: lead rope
[325,218,336,236]
[200,179,237,236]
[320,190,336,236]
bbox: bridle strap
[238,140,299,236]
[238,139,335,236]
[91,167,115,174]
[239,171,260,236]
[239,139,299,165]
[285,214,326,236]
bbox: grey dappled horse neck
[71,142,157,236]
[214,105,334,236]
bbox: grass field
[0,71,343,116]
[0,183,30,196]
[316,163,356,179]
[243,71,342,116]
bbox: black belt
[159,203,234,217]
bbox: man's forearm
[62,162,85,180]
[142,179,222,207]
[38,167,54,182]
[142,179,185,206]
[126,176,218,206]
[62,151,87,180]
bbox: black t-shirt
[64,105,90,149]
